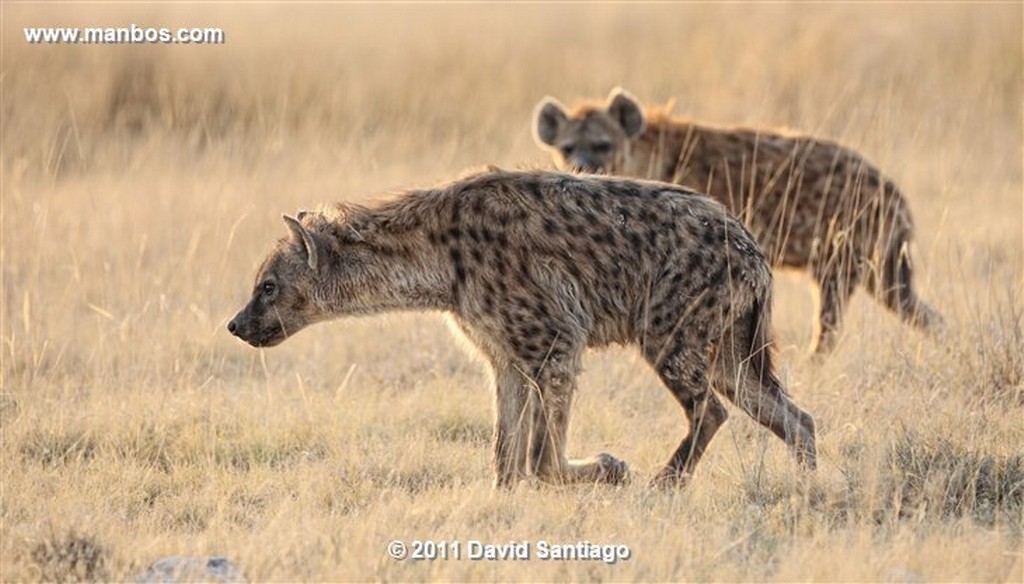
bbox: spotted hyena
[228,168,816,488]
[533,88,942,355]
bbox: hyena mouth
[244,332,287,348]
[227,319,287,348]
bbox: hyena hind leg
[712,347,817,470]
[868,235,944,332]
[810,256,861,356]
[644,341,730,487]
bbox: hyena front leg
[528,348,629,485]
[530,389,630,485]
[492,364,533,488]
[644,339,729,487]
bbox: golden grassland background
[2,3,1022,581]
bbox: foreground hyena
[533,88,942,354]
[228,168,816,488]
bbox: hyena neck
[321,204,456,317]
[625,116,692,181]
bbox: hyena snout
[226,317,249,338]
[226,309,250,338]
[226,312,254,343]
[226,306,287,348]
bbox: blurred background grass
[2,3,1022,581]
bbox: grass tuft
[882,429,1024,526]
[25,528,109,583]
[19,429,98,468]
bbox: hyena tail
[875,221,943,332]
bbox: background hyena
[228,168,817,487]
[533,88,942,354]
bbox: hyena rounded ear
[342,225,365,243]
[606,87,646,139]
[283,215,323,276]
[533,97,569,148]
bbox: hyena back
[534,88,942,354]
[228,169,816,488]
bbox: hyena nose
[227,319,238,335]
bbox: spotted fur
[534,88,942,354]
[228,168,816,488]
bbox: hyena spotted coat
[534,88,942,354]
[228,168,817,488]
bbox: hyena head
[227,214,335,348]
[533,87,646,174]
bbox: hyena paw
[649,468,692,489]
[593,452,630,484]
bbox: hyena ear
[606,87,646,139]
[533,97,569,148]
[342,224,365,243]
[283,215,324,276]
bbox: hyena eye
[260,281,276,297]
[560,144,575,156]
[592,141,613,155]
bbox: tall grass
[2,3,1022,581]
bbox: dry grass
[2,3,1022,582]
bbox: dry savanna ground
[2,4,1022,582]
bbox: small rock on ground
[132,556,246,583]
